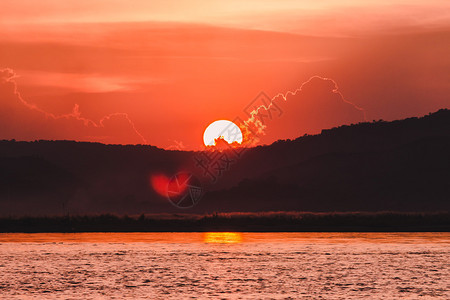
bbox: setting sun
[203,120,243,147]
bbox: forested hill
[0,109,449,216]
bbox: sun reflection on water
[203,232,243,244]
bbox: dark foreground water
[0,233,449,299]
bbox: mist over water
[0,233,448,299]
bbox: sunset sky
[1,0,449,149]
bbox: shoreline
[1,212,449,233]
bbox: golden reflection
[203,232,243,244]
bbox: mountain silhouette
[0,109,449,216]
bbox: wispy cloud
[240,76,367,144]
[0,68,147,144]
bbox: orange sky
[0,1,449,149]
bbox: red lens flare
[167,172,190,197]
[151,172,192,198]
[150,174,170,197]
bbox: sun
[203,120,243,147]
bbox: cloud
[240,76,366,145]
[0,68,147,144]
[167,140,186,151]
[16,71,149,93]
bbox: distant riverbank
[1,212,449,232]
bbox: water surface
[0,233,448,299]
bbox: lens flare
[150,174,170,196]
